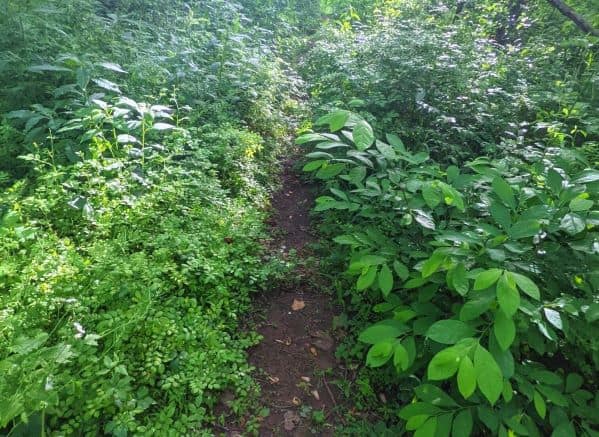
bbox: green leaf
[569,197,593,212]
[546,169,563,194]
[460,290,495,321]
[493,311,516,351]
[328,110,350,131]
[452,410,473,437]
[399,402,442,420]
[393,261,410,281]
[92,78,121,93]
[421,252,445,278]
[428,347,461,380]
[316,163,345,180]
[551,421,575,437]
[457,356,476,399]
[366,341,394,367]
[375,140,397,160]
[473,268,503,290]
[414,416,437,437]
[509,272,540,300]
[378,264,393,297]
[358,320,409,344]
[98,61,127,73]
[449,263,469,296]
[492,176,516,209]
[573,169,599,183]
[27,63,72,73]
[357,266,377,291]
[296,133,330,144]
[533,391,546,419]
[474,345,503,405]
[585,303,599,322]
[393,343,409,372]
[414,210,436,230]
[423,184,441,208]
[426,320,475,345]
[490,201,511,229]
[353,120,374,151]
[303,160,325,172]
[496,273,520,317]
[559,213,585,235]
[414,384,458,407]
[508,219,541,239]
[386,133,406,152]
[565,373,583,393]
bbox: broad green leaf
[303,160,325,172]
[358,320,409,344]
[27,63,72,73]
[152,122,176,130]
[399,402,441,420]
[393,261,410,281]
[98,61,127,73]
[496,273,520,317]
[386,133,406,152]
[544,308,563,330]
[92,78,121,93]
[366,341,393,367]
[375,140,397,160]
[573,169,599,183]
[533,391,546,419]
[426,320,475,345]
[414,416,437,437]
[509,219,541,239]
[328,110,350,131]
[559,213,585,235]
[492,177,516,209]
[569,197,593,212]
[357,266,377,291]
[546,168,563,194]
[509,272,540,300]
[457,356,476,399]
[414,210,435,230]
[460,291,495,321]
[296,133,329,144]
[393,343,409,372]
[490,201,511,229]
[452,410,473,437]
[493,310,515,350]
[316,163,345,180]
[473,268,503,290]
[428,347,461,380]
[378,264,393,297]
[414,384,458,407]
[421,252,445,278]
[422,184,441,208]
[450,263,469,296]
[551,421,575,437]
[474,345,503,405]
[353,120,374,151]
[435,413,454,437]
[565,373,583,393]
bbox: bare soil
[248,158,341,436]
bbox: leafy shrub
[300,110,599,436]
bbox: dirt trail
[247,158,341,436]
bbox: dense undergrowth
[1,0,598,436]
[296,1,599,436]
[0,0,301,435]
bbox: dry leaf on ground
[291,299,305,311]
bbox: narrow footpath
[247,157,341,435]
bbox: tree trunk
[546,0,599,37]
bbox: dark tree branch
[546,0,599,37]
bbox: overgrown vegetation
[298,1,599,436]
[1,0,597,435]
